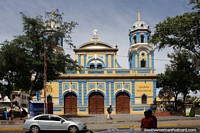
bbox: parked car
[22,114,87,133]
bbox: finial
[93,29,98,36]
[138,8,141,21]
[92,29,98,43]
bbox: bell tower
[128,10,154,70]
[44,10,64,55]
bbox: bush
[165,104,174,111]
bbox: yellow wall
[135,81,153,96]
[135,81,153,104]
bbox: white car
[22,114,87,133]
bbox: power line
[62,48,171,61]
[116,54,170,61]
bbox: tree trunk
[183,94,187,103]
[174,93,178,111]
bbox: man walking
[107,105,113,119]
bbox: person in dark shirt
[148,110,157,128]
[141,111,155,130]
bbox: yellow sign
[137,89,151,92]
[139,86,149,88]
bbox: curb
[118,123,200,129]
[1,123,200,131]
[0,128,23,130]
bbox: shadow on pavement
[25,130,93,133]
[60,114,95,118]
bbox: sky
[0,0,193,73]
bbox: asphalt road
[0,127,199,133]
[0,130,90,133]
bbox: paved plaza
[0,114,200,132]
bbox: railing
[66,68,155,75]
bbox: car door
[34,115,51,130]
[50,115,67,130]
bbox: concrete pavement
[0,114,200,131]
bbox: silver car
[22,114,87,133]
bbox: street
[0,130,91,133]
[1,114,200,133]
[0,127,200,133]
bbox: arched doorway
[47,95,53,114]
[89,92,104,114]
[116,92,130,113]
[64,93,77,114]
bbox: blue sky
[0,0,194,73]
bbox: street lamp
[43,45,47,114]
[43,10,62,114]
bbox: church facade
[35,11,157,115]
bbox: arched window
[142,94,147,104]
[47,95,52,103]
[141,35,144,43]
[97,64,102,69]
[147,36,150,42]
[141,59,146,67]
[90,64,95,69]
[134,36,137,44]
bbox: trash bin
[185,104,195,117]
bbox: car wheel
[30,125,40,133]
[68,125,78,133]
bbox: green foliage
[0,9,81,96]
[0,40,31,96]
[165,104,174,112]
[158,88,174,101]
[168,51,200,99]
[157,50,200,110]
[151,2,200,59]
[151,2,200,109]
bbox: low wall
[154,111,171,116]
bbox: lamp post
[43,45,47,114]
[43,10,62,114]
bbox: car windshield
[58,115,72,121]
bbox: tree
[157,50,200,111]
[158,88,174,101]
[0,40,31,97]
[151,2,200,59]
[157,68,180,111]
[0,9,81,97]
[168,51,200,102]
[151,1,200,107]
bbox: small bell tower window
[141,59,146,67]
[134,36,137,44]
[141,35,144,43]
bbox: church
[34,11,157,115]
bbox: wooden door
[116,92,130,113]
[89,92,104,114]
[64,93,77,114]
